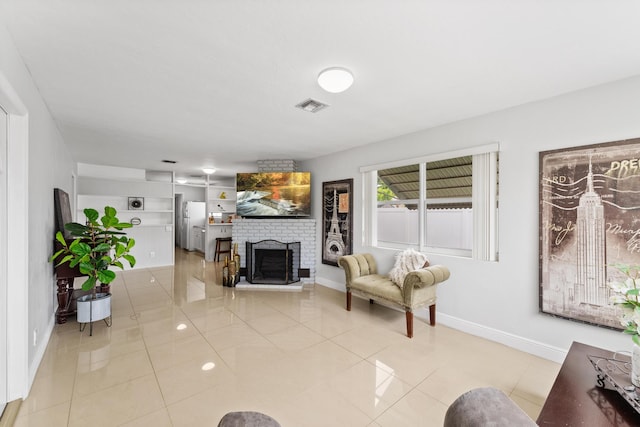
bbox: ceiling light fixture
[317,67,354,93]
[202,168,216,174]
[176,178,187,184]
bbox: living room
[2,2,640,425]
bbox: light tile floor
[14,249,560,426]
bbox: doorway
[175,193,184,248]
[0,105,7,416]
[0,73,29,411]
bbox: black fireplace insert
[246,240,301,284]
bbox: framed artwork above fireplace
[322,178,353,266]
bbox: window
[361,144,498,260]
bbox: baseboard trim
[315,279,567,363]
[429,312,567,363]
[0,399,22,427]
[28,318,55,394]
[315,277,343,291]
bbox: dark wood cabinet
[53,239,87,324]
[537,341,640,426]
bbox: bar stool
[215,237,232,261]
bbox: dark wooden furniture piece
[53,188,88,324]
[214,237,232,261]
[54,240,87,324]
[537,341,640,426]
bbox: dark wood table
[537,341,640,426]
[54,257,86,324]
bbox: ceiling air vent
[295,98,329,113]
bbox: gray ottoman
[444,387,536,427]
[217,411,281,427]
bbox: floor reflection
[13,248,560,427]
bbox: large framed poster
[322,178,353,266]
[539,138,640,328]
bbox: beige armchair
[338,253,450,337]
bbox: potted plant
[50,206,136,333]
[609,263,640,385]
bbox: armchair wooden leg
[346,291,352,311]
[406,311,413,338]
[429,304,436,326]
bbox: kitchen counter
[191,226,205,252]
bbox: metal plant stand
[77,293,112,336]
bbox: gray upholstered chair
[444,387,537,426]
[338,253,450,337]
[218,411,280,427]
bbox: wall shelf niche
[76,173,174,268]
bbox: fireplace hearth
[246,240,301,285]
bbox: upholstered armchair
[444,387,537,426]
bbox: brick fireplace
[232,218,316,285]
[232,159,316,286]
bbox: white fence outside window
[377,207,473,250]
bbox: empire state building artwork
[574,159,607,307]
[540,138,640,329]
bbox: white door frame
[0,72,29,402]
[0,99,7,416]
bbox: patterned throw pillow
[388,248,429,288]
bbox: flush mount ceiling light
[317,67,354,93]
[202,168,216,174]
[176,178,187,184]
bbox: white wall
[76,166,175,269]
[0,21,76,396]
[175,184,206,202]
[305,75,640,362]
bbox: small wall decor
[322,178,353,266]
[130,217,142,226]
[128,197,144,210]
[539,137,640,329]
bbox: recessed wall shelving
[76,174,174,268]
[76,194,173,227]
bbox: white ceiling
[2,1,640,181]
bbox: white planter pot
[77,292,111,324]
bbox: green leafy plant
[50,206,136,293]
[377,178,397,202]
[609,263,640,345]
